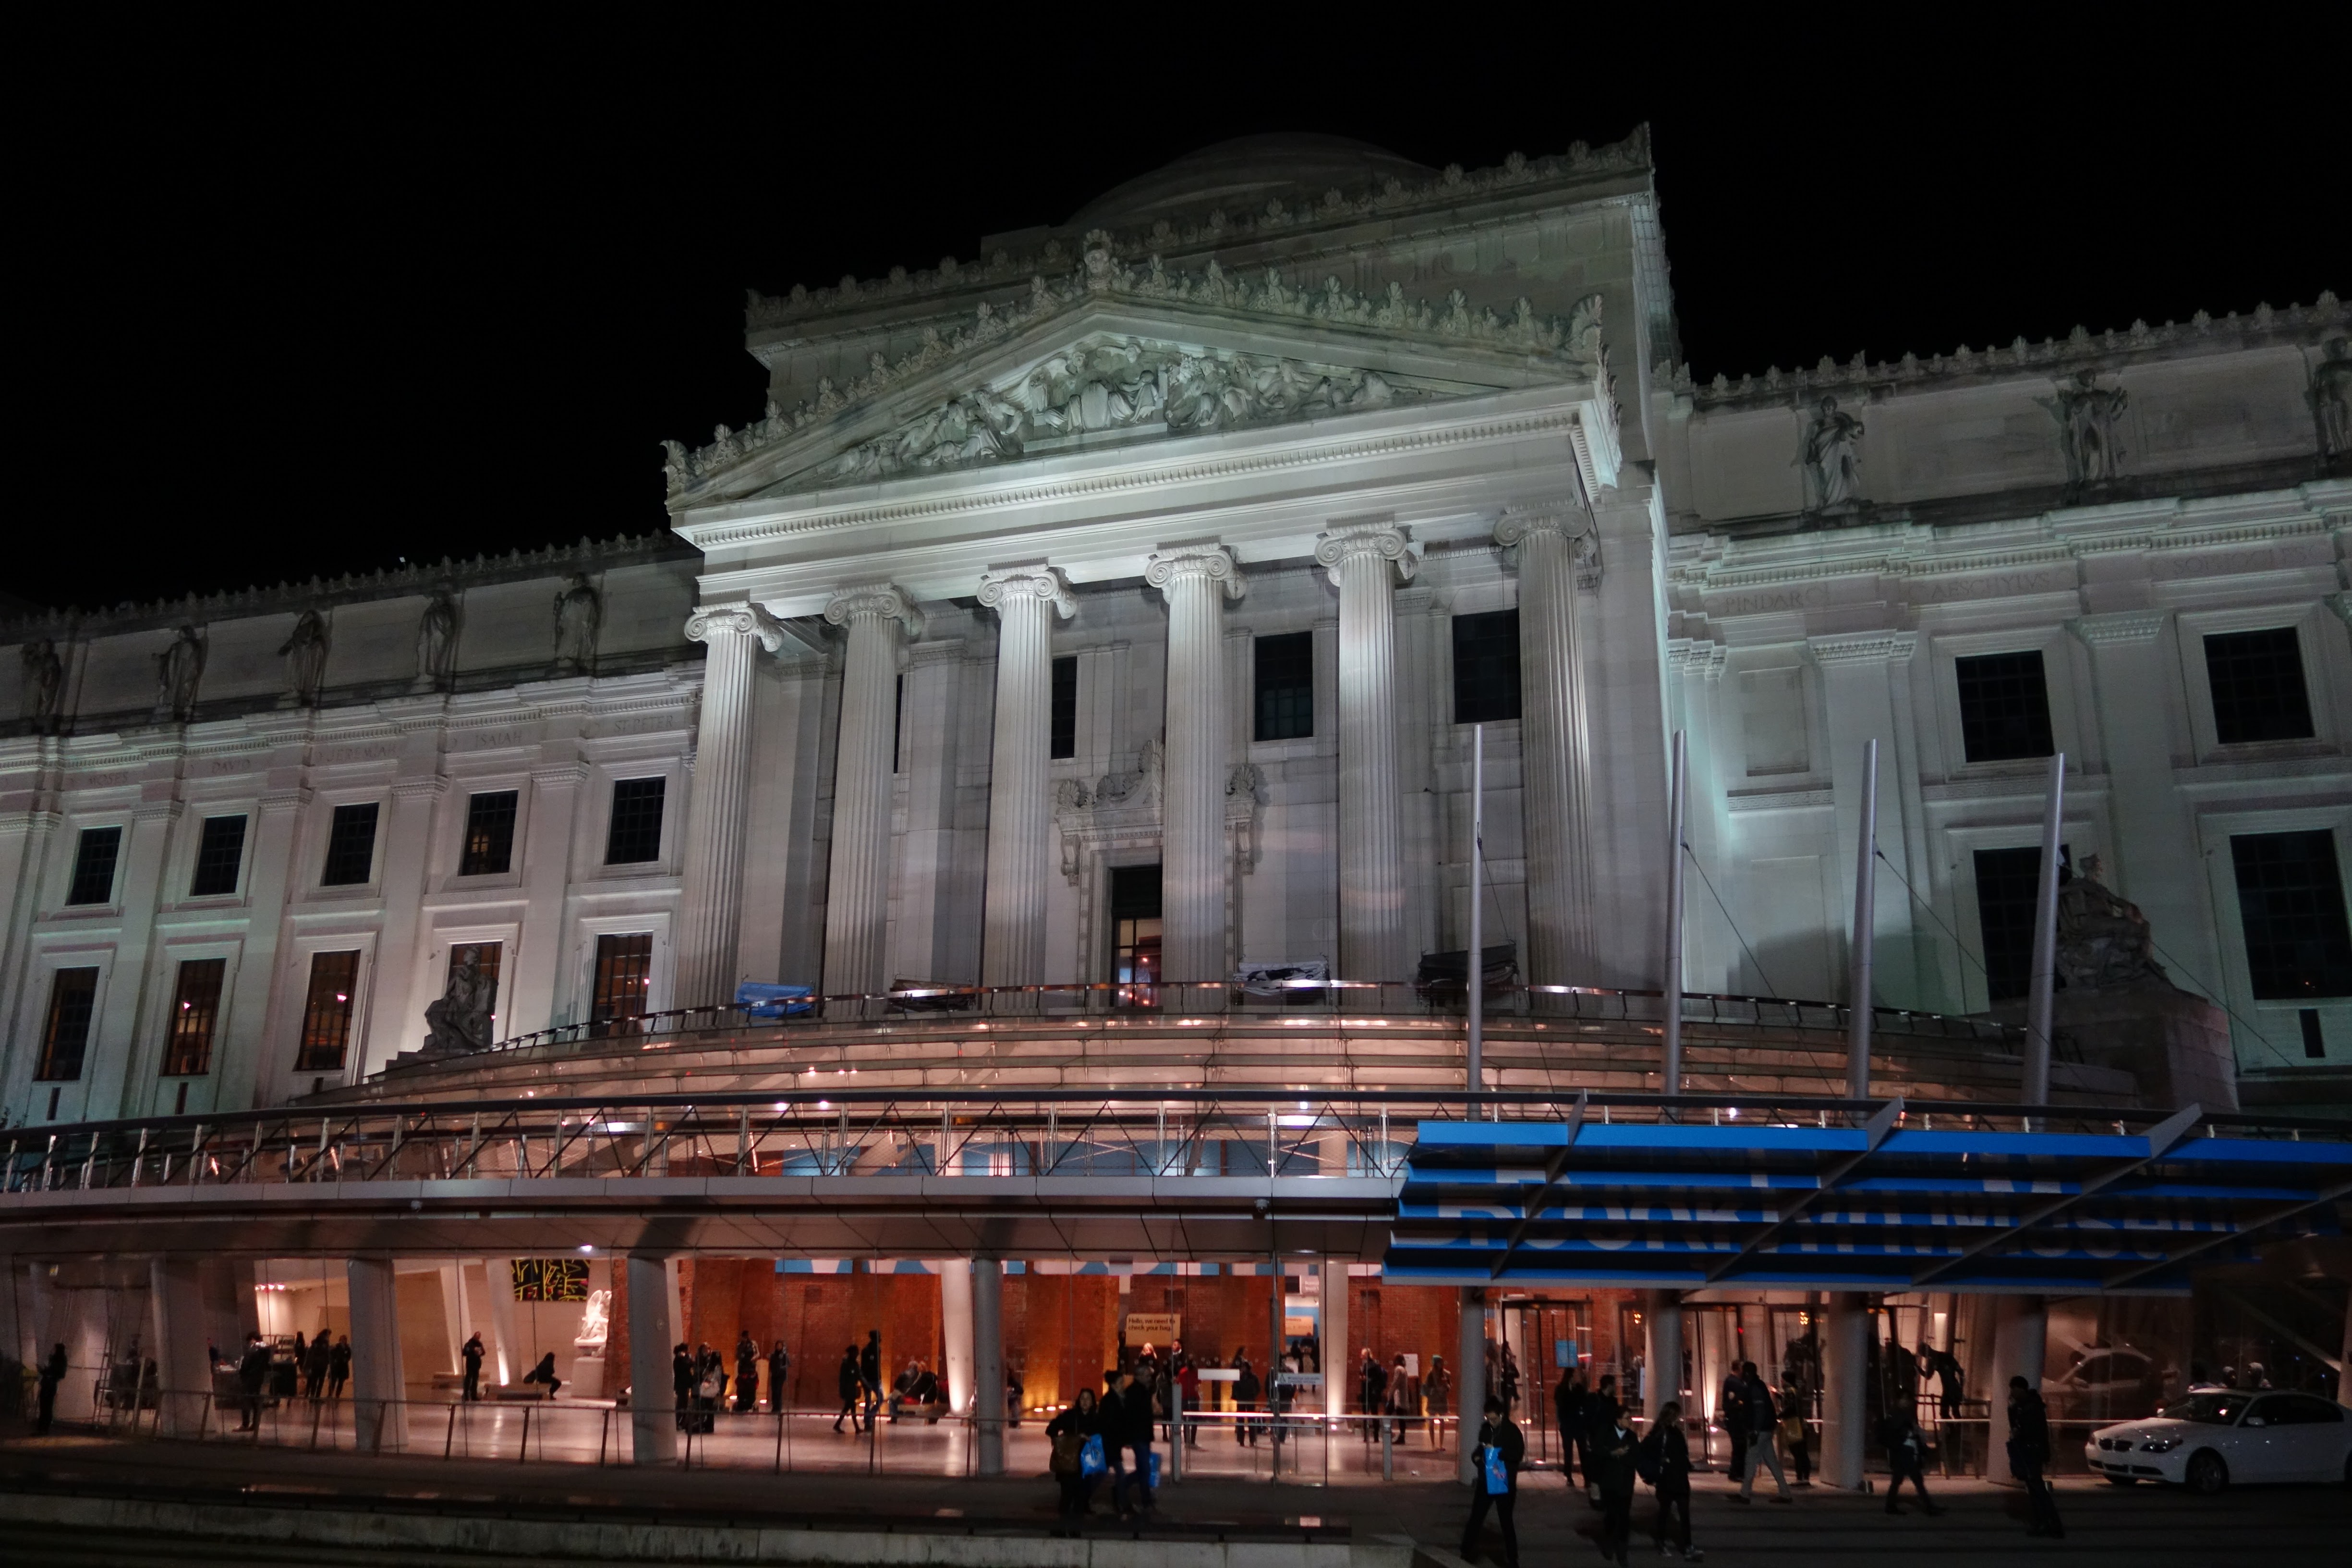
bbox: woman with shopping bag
[1046,1387,1103,1527]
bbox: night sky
[12,23,2340,612]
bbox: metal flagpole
[1467,723,1484,1118]
[1846,739,1878,1102]
[1662,729,1687,1101]
[2023,752,2067,1122]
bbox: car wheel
[2185,1450,2228,1495]
[2103,1474,2137,1486]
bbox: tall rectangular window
[590,932,654,1035]
[321,802,380,886]
[67,826,122,906]
[2230,830,2352,999]
[893,674,906,774]
[1253,631,1314,741]
[459,790,518,876]
[161,957,226,1076]
[188,814,248,897]
[1954,650,2055,763]
[1452,610,1522,724]
[604,778,666,864]
[295,950,361,1071]
[1050,655,1078,760]
[36,967,99,1081]
[2205,628,2315,744]
[1973,845,2067,1002]
[1109,864,1162,1007]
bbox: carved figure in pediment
[1802,395,1865,508]
[20,638,63,728]
[156,625,205,720]
[2055,853,2169,991]
[2312,338,2352,458]
[552,573,601,673]
[2050,372,2128,485]
[423,950,495,1054]
[278,608,329,706]
[416,586,460,691]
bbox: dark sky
[11,22,2340,612]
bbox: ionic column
[976,568,1075,992]
[1316,521,1415,983]
[1495,505,1598,986]
[677,601,788,1010]
[821,585,921,1001]
[1144,545,1244,989]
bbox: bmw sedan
[2086,1390,2352,1493]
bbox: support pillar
[977,568,1075,994]
[486,1258,521,1386]
[1821,1291,1868,1488]
[1321,1258,1350,1424]
[678,601,788,1009]
[626,1253,676,1465]
[940,1257,975,1416]
[149,1258,209,1436]
[345,1257,408,1454]
[1494,506,1596,986]
[821,585,921,1002]
[1643,1290,1684,1427]
[1986,1295,2048,1484]
[0,1253,18,1372]
[1145,545,1244,994]
[1316,522,1414,984]
[972,1257,1005,1477]
[1456,1286,1487,1484]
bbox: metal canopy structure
[1383,1101,2352,1295]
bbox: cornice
[1806,632,1917,666]
[392,778,449,801]
[530,763,590,789]
[2068,611,2169,647]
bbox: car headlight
[2138,1437,2182,1453]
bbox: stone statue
[552,572,601,674]
[423,950,496,1055]
[156,625,205,721]
[278,609,329,706]
[2052,372,2129,485]
[415,586,460,691]
[1802,395,1865,508]
[2312,338,2352,458]
[20,638,63,728]
[2054,853,2170,990]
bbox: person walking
[1590,1398,1639,1567]
[1553,1367,1585,1487]
[35,1343,67,1434]
[1115,1367,1156,1516]
[1779,1374,1811,1487]
[1720,1364,1749,1478]
[858,1330,882,1432]
[679,1343,700,1432]
[1359,1348,1386,1440]
[1385,1354,1413,1446]
[327,1335,351,1401]
[305,1332,331,1401]
[1046,1386,1102,1528]
[1638,1399,1702,1562]
[1582,1374,1620,1504]
[766,1338,790,1415]
[2006,1375,2063,1539]
[735,1332,760,1415]
[236,1332,270,1431]
[1234,1355,1262,1446]
[1730,1363,1792,1504]
[1424,1353,1451,1449]
[833,1344,861,1433]
[461,1332,485,1402]
[1096,1371,1130,1509]
[1924,1344,1964,1418]
[1881,1405,1943,1515]
[1458,1394,1524,1568]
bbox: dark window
[459,790,518,876]
[604,778,666,864]
[2231,830,2352,999]
[590,932,654,1035]
[188,814,247,897]
[1954,650,2055,763]
[161,957,226,1076]
[893,673,905,773]
[67,826,121,906]
[295,950,361,1072]
[2205,628,2315,744]
[1452,610,1522,724]
[1109,864,1163,1005]
[1253,632,1314,741]
[448,942,502,1034]
[2303,1009,2327,1059]
[36,967,98,1081]
[321,802,380,886]
[1050,656,1078,760]
[1974,843,2071,1002]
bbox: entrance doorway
[1110,864,1162,1006]
[1496,1296,1593,1468]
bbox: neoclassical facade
[2,130,2348,1126]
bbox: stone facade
[2,132,2347,1125]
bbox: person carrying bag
[1046,1387,1101,1528]
[1458,1394,1524,1568]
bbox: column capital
[1313,518,1419,580]
[1145,543,1246,602]
[976,565,1076,620]
[823,583,923,640]
[685,598,788,655]
[1493,500,1595,548]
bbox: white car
[2086,1390,2352,1493]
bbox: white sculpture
[279,609,329,706]
[156,625,205,720]
[1802,395,1865,508]
[552,573,601,673]
[415,587,460,691]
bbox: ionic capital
[1493,502,1595,549]
[1144,543,1246,602]
[823,583,924,641]
[685,599,789,655]
[1313,519,1418,582]
[976,565,1077,620]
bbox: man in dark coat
[1096,1372,1131,1511]
[1639,1398,1701,1561]
[1359,1349,1386,1439]
[327,1335,351,1400]
[1459,1394,1525,1568]
[1720,1365,1748,1477]
[461,1332,485,1401]
[1732,1363,1791,1502]
[2006,1375,2063,1538]
[766,1339,789,1415]
[35,1343,67,1434]
[677,1343,699,1432]
[1882,1405,1943,1515]
[858,1330,883,1430]
[1233,1356,1261,1446]
[734,1332,760,1415]
[1582,1374,1619,1504]
[1591,1399,1639,1567]
[833,1344,861,1432]
[1553,1368,1584,1486]
[1113,1368,1156,1515]
[236,1332,270,1430]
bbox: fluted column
[1316,521,1415,983]
[1495,504,1598,986]
[677,600,788,1009]
[977,567,1076,991]
[1145,544,1244,988]
[822,584,921,1000]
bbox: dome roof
[1068,134,1435,229]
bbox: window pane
[590,933,654,1035]
[162,958,227,1076]
[2231,830,2352,999]
[321,802,380,886]
[295,950,361,1072]
[1452,610,1522,725]
[1974,846,2046,1002]
[605,778,666,864]
[460,790,518,876]
[189,814,248,897]
[1253,632,1314,741]
[2205,628,2314,744]
[1954,651,2055,762]
[36,967,99,1081]
[1050,656,1078,760]
[67,827,122,906]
